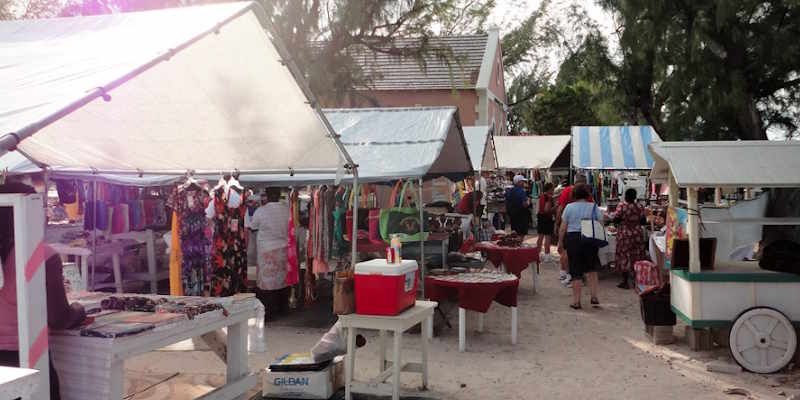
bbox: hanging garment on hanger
[179,189,210,296]
[168,208,183,296]
[211,186,249,296]
[286,191,299,286]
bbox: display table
[50,294,260,400]
[474,242,538,293]
[0,366,40,400]
[424,273,519,352]
[338,301,436,400]
[49,241,126,293]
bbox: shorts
[536,214,554,235]
[564,232,599,279]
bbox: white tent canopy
[241,107,473,185]
[463,125,497,171]
[649,141,800,188]
[494,135,570,170]
[571,126,660,170]
[0,2,352,176]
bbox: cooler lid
[355,259,418,275]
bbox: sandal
[590,297,600,307]
[569,303,582,310]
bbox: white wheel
[729,307,797,373]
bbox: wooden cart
[649,141,800,374]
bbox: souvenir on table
[81,322,155,338]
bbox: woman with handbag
[557,183,602,309]
[613,189,647,289]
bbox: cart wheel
[729,307,797,374]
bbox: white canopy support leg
[686,187,701,273]
[419,177,425,298]
[351,172,359,269]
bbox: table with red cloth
[425,272,519,352]
[474,242,540,293]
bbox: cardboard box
[263,356,343,399]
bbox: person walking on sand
[557,183,601,309]
[536,182,555,262]
[555,175,591,286]
[613,188,647,289]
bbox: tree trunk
[735,92,768,140]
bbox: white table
[50,296,260,400]
[338,301,437,400]
[49,241,125,294]
[0,366,40,400]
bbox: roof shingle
[347,35,489,90]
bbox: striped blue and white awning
[571,126,661,170]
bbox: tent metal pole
[91,177,97,291]
[418,177,425,298]
[351,171,359,269]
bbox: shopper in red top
[535,183,555,262]
[555,175,591,286]
[455,191,483,218]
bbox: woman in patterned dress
[614,188,647,289]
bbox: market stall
[649,140,800,373]
[0,2,360,399]
[463,125,498,173]
[570,126,664,268]
[241,106,474,295]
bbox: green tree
[502,2,633,134]
[600,0,800,140]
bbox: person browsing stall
[613,188,647,289]
[505,175,531,236]
[557,183,601,309]
[0,183,87,400]
[248,187,290,320]
[555,175,592,286]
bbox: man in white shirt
[249,188,291,320]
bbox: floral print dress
[614,201,647,272]
[211,187,249,296]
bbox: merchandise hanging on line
[308,185,335,275]
[210,179,249,296]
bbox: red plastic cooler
[354,259,418,316]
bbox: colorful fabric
[634,260,663,294]
[257,246,289,291]
[211,187,249,296]
[614,201,647,272]
[169,210,184,296]
[179,190,210,296]
[286,193,299,286]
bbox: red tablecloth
[474,242,539,277]
[425,273,519,313]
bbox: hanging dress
[614,201,647,272]
[211,187,249,296]
[179,189,210,296]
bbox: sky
[488,0,620,78]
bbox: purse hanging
[580,204,609,248]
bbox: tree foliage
[600,0,800,140]
[502,1,633,135]
[260,0,495,103]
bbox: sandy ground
[122,240,800,400]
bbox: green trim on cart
[671,269,800,283]
[671,305,800,329]
[670,305,731,328]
